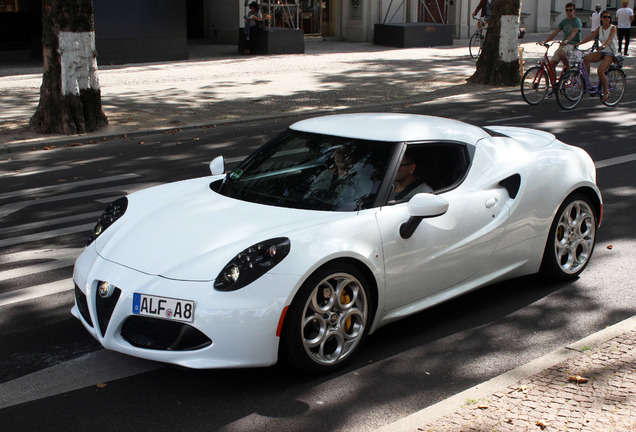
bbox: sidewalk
[379,316,636,432]
[2,32,635,431]
[0,32,554,153]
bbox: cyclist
[543,3,582,72]
[472,0,492,30]
[578,11,619,103]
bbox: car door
[376,184,511,312]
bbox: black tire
[469,33,483,59]
[521,66,549,105]
[556,70,584,110]
[602,68,626,107]
[280,262,372,373]
[540,193,598,281]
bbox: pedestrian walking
[616,0,634,55]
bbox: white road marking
[0,165,72,178]
[0,278,72,307]
[0,247,83,265]
[0,223,95,248]
[0,173,140,201]
[0,349,163,409]
[595,153,636,169]
[0,211,101,236]
[0,183,157,219]
[0,249,81,281]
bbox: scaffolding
[379,0,449,25]
[256,1,300,30]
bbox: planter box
[373,23,453,48]
[238,27,305,55]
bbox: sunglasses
[602,15,611,18]
[566,8,574,11]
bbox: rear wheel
[521,66,549,105]
[602,68,626,107]
[556,70,583,110]
[540,193,597,280]
[469,33,483,59]
[280,263,372,373]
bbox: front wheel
[521,66,549,105]
[280,263,372,373]
[540,193,597,281]
[556,70,584,110]
[469,33,483,59]
[602,68,626,107]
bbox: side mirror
[400,193,449,239]
[407,193,449,218]
[209,156,225,176]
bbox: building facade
[200,0,634,44]
[1,0,633,64]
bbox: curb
[375,314,636,431]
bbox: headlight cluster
[87,197,128,246]
[214,237,291,291]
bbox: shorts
[551,43,576,62]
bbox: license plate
[132,293,195,323]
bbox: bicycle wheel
[521,66,549,105]
[556,70,584,110]
[469,33,483,59]
[602,68,626,107]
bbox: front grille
[121,316,212,351]
[74,284,93,328]
[96,285,121,337]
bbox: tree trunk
[468,0,522,86]
[30,0,107,135]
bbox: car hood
[95,177,347,281]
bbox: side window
[390,143,469,202]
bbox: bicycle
[556,50,626,110]
[520,42,569,105]
[469,16,487,59]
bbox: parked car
[73,113,602,373]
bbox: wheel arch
[570,186,603,227]
[288,257,380,325]
[276,256,380,371]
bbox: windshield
[218,130,394,211]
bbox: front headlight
[214,237,291,291]
[87,197,128,246]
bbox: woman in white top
[616,0,634,55]
[579,11,619,102]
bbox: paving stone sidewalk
[416,329,636,432]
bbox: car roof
[289,113,490,144]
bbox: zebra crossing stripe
[0,173,140,201]
[0,278,72,307]
[0,211,102,236]
[0,257,78,282]
[0,223,95,248]
[0,182,157,219]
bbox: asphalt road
[1,86,635,431]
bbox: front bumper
[72,245,299,369]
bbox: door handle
[485,197,498,209]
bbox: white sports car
[72,113,602,373]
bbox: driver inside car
[391,151,433,202]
